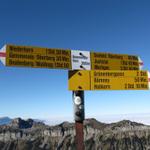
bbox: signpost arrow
[69,70,150,91]
[0,52,6,57]
[0,45,6,65]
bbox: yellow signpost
[91,52,142,70]
[3,44,72,69]
[68,70,150,90]
[0,44,143,71]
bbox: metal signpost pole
[73,91,85,150]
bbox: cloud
[39,113,150,125]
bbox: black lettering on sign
[94,65,109,70]
[8,59,34,67]
[9,53,34,60]
[62,56,69,62]
[73,55,87,59]
[94,71,124,77]
[46,49,55,55]
[129,67,139,70]
[121,61,138,66]
[125,83,134,89]
[120,66,129,70]
[55,62,63,68]
[36,55,55,61]
[9,46,33,53]
[140,71,147,76]
[121,61,128,65]
[94,84,111,89]
[62,51,70,56]
[137,71,147,76]
[73,59,78,62]
[56,50,62,55]
[128,56,138,61]
[94,53,107,58]
[136,84,148,89]
[134,77,147,82]
[36,61,54,68]
[63,63,69,68]
[137,71,140,76]
[56,56,62,61]
[94,59,108,64]
[108,54,123,60]
[128,61,138,66]
[94,78,110,83]
[82,61,90,65]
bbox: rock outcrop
[0,118,150,150]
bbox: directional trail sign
[0,44,72,69]
[0,44,143,70]
[0,44,149,150]
[91,52,143,70]
[68,70,150,90]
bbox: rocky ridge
[0,118,150,150]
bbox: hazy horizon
[1,112,150,126]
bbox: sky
[0,0,150,124]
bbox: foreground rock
[0,118,150,150]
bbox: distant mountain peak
[0,116,10,119]
[84,118,107,130]
[0,117,12,125]
[108,119,146,131]
[112,119,144,127]
[9,118,34,129]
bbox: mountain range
[0,117,12,125]
[0,117,150,149]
